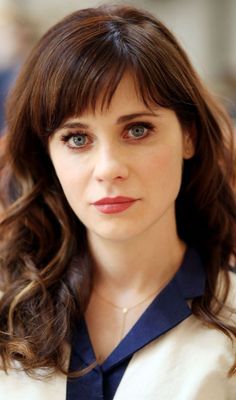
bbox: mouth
[91,196,138,214]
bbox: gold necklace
[93,288,159,340]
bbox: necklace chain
[93,288,159,314]
[93,287,159,340]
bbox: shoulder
[114,271,236,399]
[0,366,67,400]
[114,300,236,400]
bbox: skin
[49,73,194,361]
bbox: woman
[0,4,235,399]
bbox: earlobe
[183,132,195,160]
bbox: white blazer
[1,273,236,400]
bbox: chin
[89,224,142,242]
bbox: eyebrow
[117,112,159,123]
[60,112,159,130]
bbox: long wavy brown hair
[0,4,235,378]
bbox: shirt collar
[71,247,206,372]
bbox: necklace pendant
[122,307,128,314]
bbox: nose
[93,144,129,182]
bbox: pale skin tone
[49,73,194,363]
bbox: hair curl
[0,4,235,377]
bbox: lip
[92,196,138,214]
[93,196,136,205]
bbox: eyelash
[60,121,155,150]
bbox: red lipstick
[92,196,137,214]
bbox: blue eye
[128,124,149,139]
[68,134,87,147]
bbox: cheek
[142,145,183,203]
[50,152,87,197]
[144,145,183,179]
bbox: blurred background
[0,0,236,134]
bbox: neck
[87,221,186,298]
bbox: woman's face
[48,73,194,243]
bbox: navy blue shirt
[67,248,205,400]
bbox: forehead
[91,73,148,113]
[63,73,159,127]
[44,66,165,137]
[86,73,158,119]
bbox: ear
[183,130,195,160]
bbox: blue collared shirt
[67,247,205,400]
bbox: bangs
[39,50,165,138]
[50,58,164,128]
[25,10,196,141]
[29,22,170,140]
